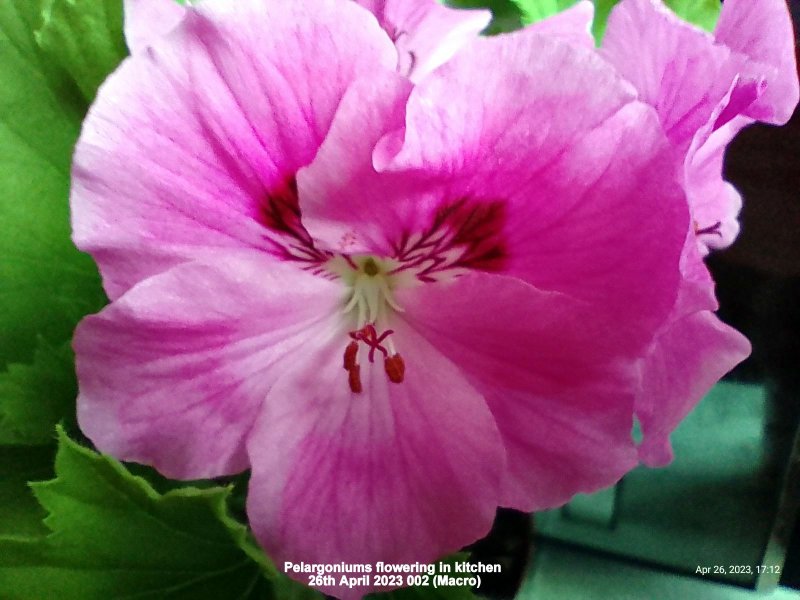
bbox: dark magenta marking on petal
[256,175,331,266]
[394,198,508,279]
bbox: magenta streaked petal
[715,0,799,125]
[377,31,688,333]
[298,71,413,255]
[602,0,738,152]
[636,240,751,466]
[72,0,397,298]
[355,0,491,81]
[399,272,640,510]
[74,253,341,479]
[123,0,187,53]
[246,320,503,597]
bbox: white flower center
[326,255,416,393]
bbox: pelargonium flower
[71,0,750,595]
[602,0,799,253]
[598,0,798,465]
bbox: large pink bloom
[72,0,745,595]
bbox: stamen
[348,365,363,394]
[384,354,405,384]
[695,221,723,237]
[343,342,359,371]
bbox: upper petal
[246,320,503,597]
[74,252,341,479]
[72,0,397,299]
[123,0,187,53]
[376,31,688,334]
[715,0,800,125]
[355,0,491,81]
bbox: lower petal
[399,272,644,511]
[246,321,503,597]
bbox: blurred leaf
[35,0,128,101]
[444,0,525,34]
[0,0,105,367]
[0,445,53,538]
[0,428,275,599]
[0,341,77,445]
[512,0,578,24]
[664,0,720,32]
[511,0,720,42]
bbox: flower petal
[398,272,641,510]
[375,31,688,333]
[526,0,595,48]
[301,31,687,337]
[685,113,750,252]
[123,0,187,53]
[636,239,751,466]
[602,0,738,152]
[72,0,397,299]
[715,0,800,125]
[298,70,413,255]
[74,253,341,479]
[355,0,491,81]
[246,320,503,597]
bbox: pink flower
[598,0,797,465]
[602,0,799,253]
[71,0,747,595]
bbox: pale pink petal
[355,0,491,81]
[74,253,341,479]
[246,320,503,597]
[685,113,751,252]
[602,0,738,152]
[715,0,800,124]
[526,0,595,48]
[72,0,397,299]
[398,272,640,510]
[123,0,187,53]
[636,240,751,466]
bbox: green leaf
[443,0,525,34]
[0,340,77,445]
[664,0,720,32]
[0,428,275,599]
[35,0,129,102]
[0,445,53,538]
[0,0,106,367]
[513,0,579,25]
[511,0,720,43]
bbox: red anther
[343,342,359,371]
[384,354,405,384]
[695,220,723,237]
[348,365,363,394]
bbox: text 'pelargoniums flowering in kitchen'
[70,0,755,596]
